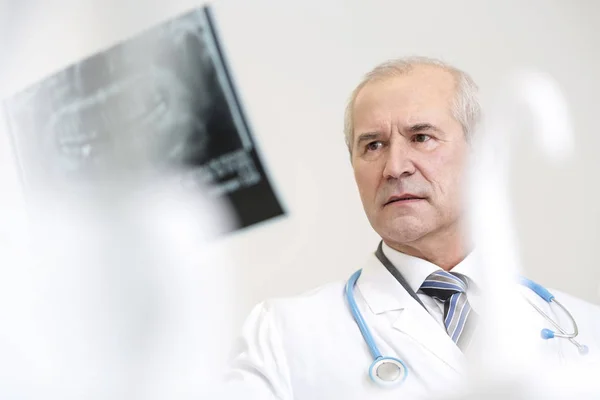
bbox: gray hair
[343,56,481,154]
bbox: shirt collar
[381,242,480,292]
[381,242,439,293]
[450,249,481,292]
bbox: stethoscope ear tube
[521,284,589,355]
[525,293,578,340]
[549,298,579,338]
[538,298,589,355]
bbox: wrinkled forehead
[352,67,457,135]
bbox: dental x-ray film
[2,5,284,232]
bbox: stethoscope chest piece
[369,356,408,386]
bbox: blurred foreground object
[459,69,600,398]
[0,4,250,398]
[0,169,238,399]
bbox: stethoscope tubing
[345,269,383,360]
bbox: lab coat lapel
[356,253,466,373]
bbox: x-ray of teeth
[2,6,285,232]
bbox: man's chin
[376,217,430,244]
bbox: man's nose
[382,141,416,180]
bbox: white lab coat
[224,253,600,400]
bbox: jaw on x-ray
[4,6,283,231]
[16,16,220,182]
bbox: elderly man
[224,57,600,400]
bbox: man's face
[351,66,469,246]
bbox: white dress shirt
[381,242,482,329]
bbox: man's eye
[366,141,383,151]
[413,134,431,143]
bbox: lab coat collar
[355,251,409,315]
[355,250,466,373]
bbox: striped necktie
[420,271,476,350]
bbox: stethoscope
[345,244,590,387]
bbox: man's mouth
[384,194,425,206]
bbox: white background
[1,0,599,333]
